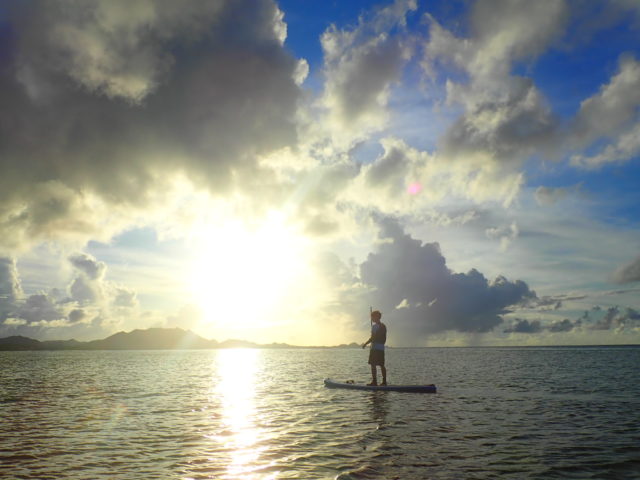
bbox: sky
[0,0,639,346]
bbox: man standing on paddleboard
[362,310,387,386]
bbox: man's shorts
[368,349,385,366]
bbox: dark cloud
[503,317,581,334]
[67,308,86,324]
[547,318,580,333]
[0,0,302,252]
[591,307,622,330]
[611,255,640,284]
[589,306,640,330]
[627,308,640,320]
[18,293,65,324]
[354,218,536,343]
[503,319,543,334]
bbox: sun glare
[187,212,308,334]
[214,348,264,478]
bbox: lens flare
[407,182,422,195]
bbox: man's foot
[367,381,378,386]
[380,381,387,386]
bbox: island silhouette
[0,327,360,351]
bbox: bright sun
[187,212,308,334]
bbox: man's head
[371,310,382,323]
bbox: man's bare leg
[369,365,377,385]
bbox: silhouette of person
[362,310,387,385]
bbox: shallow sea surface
[1,346,639,479]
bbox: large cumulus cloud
[0,0,303,253]
[345,218,536,344]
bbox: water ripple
[1,347,639,479]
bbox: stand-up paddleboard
[324,378,436,393]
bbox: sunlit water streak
[1,347,639,479]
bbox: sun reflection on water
[213,348,273,479]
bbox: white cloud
[317,0,417,147]
[419,1,568,206]
[569,56,640,150]
[416,2,638,210]
[113,287,137,308]
[571,119,640,169]
[0,258,23,306]
[424,0,568,79]
[486,221,519,251]
[0,0,303,254]
[0,252,140,339]
[4,318,27,326]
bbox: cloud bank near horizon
[0,254,139,340]
[357,218,537,343]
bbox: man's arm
[362,336,372,349]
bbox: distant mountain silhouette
[0,328,361,350]
[0,335,42,350]
[86,328,214,350]
[217,339,259,349]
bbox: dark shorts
[368,349,385,366]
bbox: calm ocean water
[1,346,638,479]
